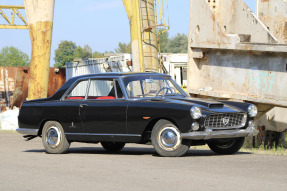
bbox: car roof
[49,72,171,100]
[70,72,170,81]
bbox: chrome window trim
[121,75,189,100]
[60,78,90,101]
[61,76,129,101]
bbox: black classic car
[17,72,258,157]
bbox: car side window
[66,80,89,100]
[87,79,123,100]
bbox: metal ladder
[139,0,169,73]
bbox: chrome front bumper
[16,128,39,136]
[181,127,259,140]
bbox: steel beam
[0,5,28,29]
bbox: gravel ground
[1,132,287,191]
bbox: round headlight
[248,104,257,117]
[191,106,202,119]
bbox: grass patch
[192,145,287,156]
[241,146,287,156]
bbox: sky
[0,0,256,66]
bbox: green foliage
[93,51,104,58]
[165,33,188,53]
[74,45,92,60]
[74,46,84,59]
[0,46,29,67]
[115,42,131,53]
[54,41,77,67]
[81,45,92,59]
[158,28,169,53]
[54,41,95,67]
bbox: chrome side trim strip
[181,127,259,140]
[65,133,141,137]
[16,128,39,136]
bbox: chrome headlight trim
[191,122,200,131]
[248,104,258,117]
[190,106,202,119]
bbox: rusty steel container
[0,67,65,109]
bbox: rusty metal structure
[0,5,28,29]
[188,0,287,120]
[257,0,287,44]
[1,1,55,101]
[123,0,169,72]
[0,67,65,110]
[24,0,55,100]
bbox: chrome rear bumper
[16,128,39,136]
[181,127,259,140]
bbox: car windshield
[122,75,187,99]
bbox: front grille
[204,113,247,129]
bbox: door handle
[80,104,88,108]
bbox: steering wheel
[156,87,172,97]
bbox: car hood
[155,96,244,113]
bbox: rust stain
[0,67,66,109]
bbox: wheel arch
[140,117,179,143]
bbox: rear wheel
[151,119,190,157]
[207,137,245,155]
[101,142,125,151]
[42,121,70,154]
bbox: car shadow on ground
[24,146,252,157]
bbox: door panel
[80,99,127,134]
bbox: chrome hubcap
[158,126,181,151]
[46,126,61,149]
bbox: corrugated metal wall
[66,54,132,80]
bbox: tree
[54,41,77,67]
[82,45,92,59]
[115,42,131,53]
[158,28,169,53]
[0,46,29,66]
[74,46,83,59]
[93,51,104,58]
[166,33,188,53]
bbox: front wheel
[207,137,245,155]
[101,142,125,151]
[151,120,190,157]
[42,121,70,154]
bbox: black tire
[151,119,190,157]
[101,142,125,151]
[42,121,70,154]
[207,137,245,155]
